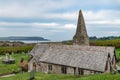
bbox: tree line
[89,36,120,40]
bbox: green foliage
[0,45,34,54]
[62,40,73,45]
[115,49,120,61]
[89,36,120,40]
[90,39,120,48]
[61,39,120,48]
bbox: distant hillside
[89,36,120,40]
[0,36,49,41]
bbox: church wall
[28,58,40,72]
[38,62,102,75]
[84,70,91,75]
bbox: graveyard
[0,45,120,80]
[0,53,29,75]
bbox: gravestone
[2,54,15,64]
[30,69,35,80]
[5,54,9,60]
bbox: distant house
[28,10,116,75]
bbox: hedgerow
[90,39,120,48]
[0,45,34,54]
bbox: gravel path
[1,74,15,77]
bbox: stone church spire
[73,10,89,45]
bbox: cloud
[0,27,5,30]
[0,0,119,41]
[86,20,120,25]
[63,24,76,29]
[0,6,77,21]
[0,21,76,39]
[0,22,59,27]
[84,10,120,20]
[0,0,77,19]
[0,5,120,21]
[0,22,76,41]
[43,12,77,20]
[0,0,119,23]
[0,0,119,21]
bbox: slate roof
[29,44,49,60]
[39,48,108,72]
[49,44,115,59]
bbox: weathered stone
[73,10,89,45]
[30,69,35,80]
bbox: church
[28,10,116,75]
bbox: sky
[0,0,120,41]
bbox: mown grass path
[0,72,120,80]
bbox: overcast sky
[0,0,120,41]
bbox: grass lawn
[0,53,30,74]
[0,72,120,80]
[0,72,75,80]
[116,49,120,60]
